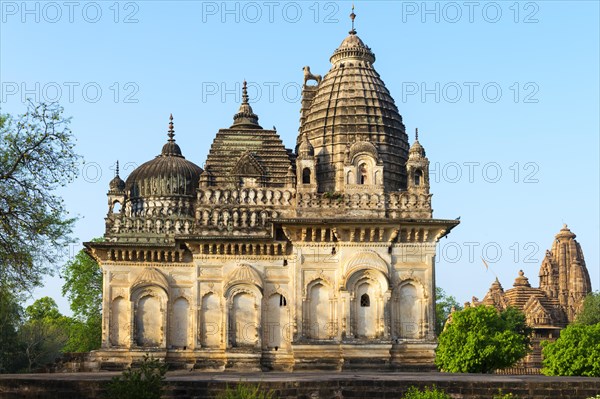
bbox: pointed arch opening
[302,168,311,184]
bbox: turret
[107,160,125,215]
[296,133,317,192]
[407,128,430,194]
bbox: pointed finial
[115,160,120,177]
[168,114,175,142]
[349,4,356,34]
[242,80,249,104]
[415,127,419,141]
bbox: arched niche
[169,297,189,349]
[264,292,290,349]
[393,280,426,339]
[200,292,221,348]
[110,296,129,347]
[225,284,262,348]
[345,269,390,339]
[305,279,333,340]
[131,285,168,348]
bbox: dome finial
[415,127,419,141]
[115,160,120,177]
[349,4,356,34]
[168,113,175,142]
[231,80,261,129]
[161,114,183,157]
[242,80,249,104]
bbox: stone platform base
[87,341,435,372]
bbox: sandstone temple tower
[86,13,459,371]
[474,224,591,368]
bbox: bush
[217,382,276,399]
[493,391,518,399]
[435,305,532,373]
[104,354,168,399]
[401,386,451,399]
[542,323,600,376]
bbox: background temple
[472,224,591,369]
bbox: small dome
[109,175,126,191]
[330,31,376,65]
[109,161,126,192]
[409,129,426,159]
[513,270,531,288]
[125,115,202,198]
[298,134,314,157]
[556,224,576,240]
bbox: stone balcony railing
[105,188,433,240]
[295,191,432,219]
[197,188,295,207]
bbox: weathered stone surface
[85,14,459,371]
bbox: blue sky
[1,1,598,314]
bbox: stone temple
[472,224,591,369]
[85,17,460,371]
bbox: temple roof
[202,84,293,188]
[299,12,409,192]
[125,115,203,198]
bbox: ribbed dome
[300,31,409,192]
[125,115,202,198]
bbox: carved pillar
[129,300,136,348]
[102,270,111,348]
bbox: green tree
[0,101,80,291]
[435,305,532,373]
[541,323,600,377]
[61,241,103,352]
[575,292,600,325]
[0,289,25,373]
[435,287,461,335]
[20,297,71,371]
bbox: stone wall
[1,372,598,399]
